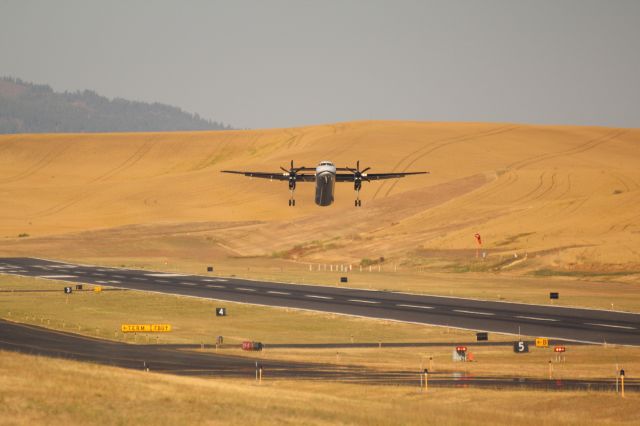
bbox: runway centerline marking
[113,275,125,279]
[306,295,333,300]
[156,280,169,283]
[267,291,290,295]
[396,304,434,309]
[92,273,105,276]
[454,309,495,316]
[205,284,224,288]
[145,273,188,277]
[515,316,558,322]
[181,282,197,286]
[349,299,380,304]
[132,277,146,281]
[237,287,256,292]
[38,275,77,279]
[585,323,635,330]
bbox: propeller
[347,160,371,190]
[280,160,305,190]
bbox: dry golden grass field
[1,122,639,424]
[1,350,639,426]
[0,121,639,276]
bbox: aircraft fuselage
[315,161,336,206]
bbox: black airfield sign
[216,307,226,317]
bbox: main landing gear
[354,182,362,207]
[288,183,296,207]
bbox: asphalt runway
[1,319,636,392]
[1,257,640,345]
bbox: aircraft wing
[335,171,429,182]
[221,170,316,182]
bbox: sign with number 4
[216,307,226,317]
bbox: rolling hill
[0,121,638,275]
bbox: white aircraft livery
[222,160,428,207]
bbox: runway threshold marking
[396,304,434,309]
[515,316,558,322]
[267,291,290,295]
[349,299,380,304]
[305,295,333,300]
[585,323,636,330]
[453,309,495,316]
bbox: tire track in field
[90,139,158,183]
[462,130,626,211]
[33,139,159,218]
[377,125,519,199]
[506,129,626,171]
[0,142,71,185]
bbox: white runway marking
[145,273,187,277]
[113,275,125,279]
[585,323,635,330]
[206,284,225,288]
[396,304,434,309]
[108,280,120,284]
[267,291,290,295]
[156,280,169,283]
[306,295,333,300]
[181,282,197,286]
[237,287,256,292]
[349,299,380,304]
[96,280,108,284]
[132,277,146,281]
[92,273,105,276]
[38,275,77,279]
[454,309,495,316]
[516,316,558,322]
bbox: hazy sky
[1,0,639,129]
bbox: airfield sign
[121,324,172,333]
[514,341,529,353]
[216,307,227,316]
[535,338,549,348]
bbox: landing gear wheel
[288,199,292,206]
[292,199,296,206]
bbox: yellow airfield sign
[94,286,102,292]
[535,338,549,348]
[121,324,172,333]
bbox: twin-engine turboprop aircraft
[222,160,428,207]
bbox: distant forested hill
[0,77,232,133]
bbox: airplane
[221,160,428,207]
